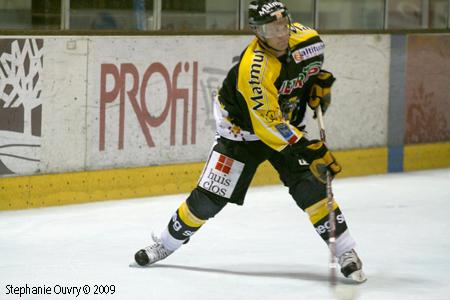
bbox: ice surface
[1,168,450,300]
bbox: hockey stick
[315,106,337,285]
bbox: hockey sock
[335,230,356,258]
[161,201,206,251]
[305,198,353,250]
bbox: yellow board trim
[0,146,388,211]
[178,201,206,227]
[3,144,447,212]
[0,162,204,211]
[404,142,450,171]
[333,147,388,178]
[305,198,338,225]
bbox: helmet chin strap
[256,34,291,60]
[258,36,286,52]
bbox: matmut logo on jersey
[248,50,265,110]
[292,42,325,63]
[198,151,245,198]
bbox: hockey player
[135,0,366,283]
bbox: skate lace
[144,233,172,261]
[339,250,356,266]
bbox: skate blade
[129,262,149,268]
[349,270,367,283]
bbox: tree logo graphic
[0,39,43,176]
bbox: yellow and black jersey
[216,22,325,152]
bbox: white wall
[40,37,89,173]
[305,34,390,150]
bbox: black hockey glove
[308,70,336,117]
[285,137,341,183]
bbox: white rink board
[306,34,390,150]
[40,37,90,173]
[0,34,390,175]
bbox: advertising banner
[86,36,251,170]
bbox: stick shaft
[315,106,337,285]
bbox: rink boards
[1,34,449,210]
[1,142,449,210]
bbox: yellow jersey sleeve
[237,39,303,152]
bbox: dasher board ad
[86,36,252,170]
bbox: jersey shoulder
[240,38,277,67]
[239,38,282,85]
[288,22,321,47]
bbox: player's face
[256,17,290,51]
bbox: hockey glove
[288,137,341,183]
[308,70,336,117]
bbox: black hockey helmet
[248,0,289,26]
[248,0,290,39]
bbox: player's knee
[186,188,227,220]
[289,172,327,210]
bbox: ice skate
[134,233,173,266]
[338,249,367,283]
